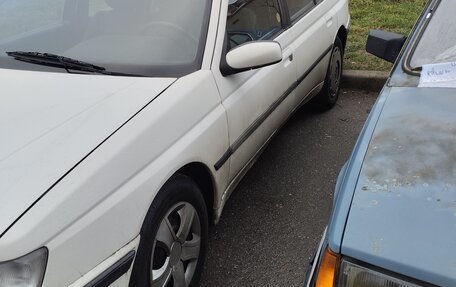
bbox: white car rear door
[285,0,339,105]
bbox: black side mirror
[366,30,406,63]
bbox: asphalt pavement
[200,89,378,287]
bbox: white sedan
[0,0,349,286]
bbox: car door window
[227,0,283,50]
[284,0,314,20]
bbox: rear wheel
[310,36,344,111]
[130,174,208,287]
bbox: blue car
[306,1,456,286]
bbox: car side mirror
[221,41,282,76]
[366,30,406,63]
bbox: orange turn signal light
[315,248,341,287]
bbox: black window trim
[401,0,442,76]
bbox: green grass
[346,0,427,71]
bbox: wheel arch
[177,162,216,224]
[336,25,348,50]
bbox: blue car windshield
[410,0,456,68]
[0,0,210,77]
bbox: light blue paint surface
[341,87,456,286]
[327,86,390,253]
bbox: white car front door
[212,0,298,183]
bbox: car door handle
[283,50,293,60]
[326,17,333,27]
[282,49,294,66]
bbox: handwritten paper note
[419,61,456,88]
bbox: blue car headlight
[338,260,421,287]
[314,248,423,287]
[0,248,48,287]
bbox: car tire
[129,174,208,287]
[310,36,344,111]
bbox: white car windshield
[410,0,456,68]
[0,0,210,77]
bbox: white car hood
[0,69,175,237]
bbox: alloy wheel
[150,202,201,287]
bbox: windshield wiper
[6,51,142,76]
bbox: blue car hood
[342,87,456,287]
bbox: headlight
[314,248,422,287]
[0,247,48,287]
[338,260,421,287]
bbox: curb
[341,70,389,92]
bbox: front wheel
[129,174,208,287]
[310,36,344,111]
